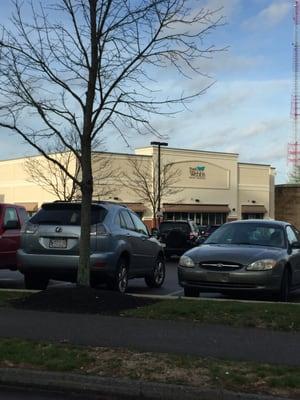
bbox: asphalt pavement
[2,263,300,302]
[0,307,300,366]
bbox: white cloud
[240,118,287,139]
[186,52,265,80]
[243,1,290,30]
[201,0,241,18]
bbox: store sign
[189,165,206,179]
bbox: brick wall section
[275,185,300,229]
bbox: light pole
[150,141,168,225]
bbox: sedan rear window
[30,204,107,226]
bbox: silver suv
[18,202,165,292]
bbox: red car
[0,204,29,270]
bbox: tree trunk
[77,142,93,286]
[77,0,97,286]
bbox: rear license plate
[206,272,229,283]
[49,239,67,249]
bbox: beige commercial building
[0,146,275,228]
[275,184,300,229]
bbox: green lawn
[0,338,298,398]
[125,298,300,331]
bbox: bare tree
[24,150,116,201]
[92,152,120,200]
[120,157,182,227]
[0,0,224,286]
[24,149,80,202]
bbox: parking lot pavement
[1,264,300,303]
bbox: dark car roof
[41,201,128,210]
[228,219,290,228]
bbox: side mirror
[4,220,20,230]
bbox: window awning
[162,204,230,213]
[241,205,267,214]
[122,202,146,212]
[15,202,39,212]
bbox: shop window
[189,213,195,221]
[242,213,264,220]
[216,213,226,225]
[164,212,174,220]
[202,213,208,225]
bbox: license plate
[206,272,229,283]
[49,239,67,249]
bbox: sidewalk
[0,308,299,366]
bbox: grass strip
[124,298,300,331]
[0,338,93,371]
[0,291,27,307]
[1,290,300,332]
[0,338,299,398]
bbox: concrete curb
[0,368,293,400]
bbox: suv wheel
[145,256,165,288]
[24,272,49,290]
[184,286,200,298]
[108,257,129,294]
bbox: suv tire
[24,272,49,290]
[145,256,165,288]
[184,286,200,298]
[108,256,129,294]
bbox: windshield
[205,222,286,248]
[30,204,107,226]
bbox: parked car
[178,219,300,302]
[0,203,29,270]
[158,220,199,258]
[18,201,165,292]
[196,224,221,244]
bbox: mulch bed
[11,286,158,315]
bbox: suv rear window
[30,204,107,226]
[159,222,191,234]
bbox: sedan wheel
[145,257,165,288]
[279,268,291,302]
[184,286,200,298]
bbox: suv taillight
[21,222,38,234]
[90,224,109,236]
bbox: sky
[0,0,294,183]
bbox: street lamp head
[150,141,168,147]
